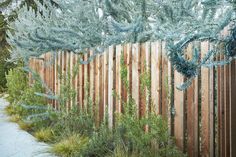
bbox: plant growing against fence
[5,56,186,157]
[6,65,28,103]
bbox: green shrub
[4,105,17,115]
[34,127,55,142]
[9,114,21,123]
[80,124,114,157]
[19,80,46,106]
[51,134,89,157]
[52,102,95,138]
[18,120,34,131]
[6,66,28,103]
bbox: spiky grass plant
[9,114,21,123]
[34,128,55,142]
[4,105,16,115]
[18,120,33,131]
[50,134,89,157]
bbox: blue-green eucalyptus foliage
[7,0,236,90]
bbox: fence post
[230,60,236,157]
[108,46,115,128]
[151,41,162,114]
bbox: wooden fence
[29,41,236,157]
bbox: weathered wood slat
[108,46,115,128]
[230,60,236,157]
[121,44,128,110]
[151,41,162,114]
[140,43,146,117]
[145,42,151,118]
[79,55,84,110]
[126,43,132,102]
[54,53,58,109]
[186,44,195,157]
[89,51,95,105]
[174,70,186,151]
[224,55,230,157]
[132,43,140,116]
[103,50,109,120]
[219,53,225,157]
[99,54,104,122]
[201,41,211,157]
[115,45,122,114]
[209,44,215,157]
[84,53,89,110]
[161,42,169,117]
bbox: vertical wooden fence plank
[140,43,146,117]
[224,55,230,157]
[151,41,162,114]
[132,43,140,115]
[54,53,58,109]
[115,45,122,114]
[161,42,169,117]
[194,42,200,157]
[70,52,74,108]
[201,41,211,157]
[52,53,55,108]
[209,44,215,157]
[84,53,89,110]
[145,42,151,118]
[79,55,84,110]
[126,43,132,102]
[186,44,195,157]
[230,60,236,157]
[74,54,78,108]
[186,43,200,157]
[217,55,225,157]
[108,46,115,128]
[99,54,104,122]
[174,70,186,151]
[58,52,62,108]
[94,54,99,124]
[121,44,128,106]
[89,51,95,107]
[103,49,109,120]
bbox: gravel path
[0,98,55,157]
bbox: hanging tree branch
[6,0,236,90]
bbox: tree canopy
[6,0,236,89]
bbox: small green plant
[9,114,21,123]
[18,120,33,131]
[4,105,17,115]
[6,66,28,103]
[80,123,114,157]
[51,134,89,157]
[34,128,55,142]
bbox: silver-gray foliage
[7,0,236,89]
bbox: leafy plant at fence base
[6,66,28,103]
[34,127,55,142]
[50,134,89,157]
[5,58,186,157]
[9,114,21,122]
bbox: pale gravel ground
[0,97,55,157]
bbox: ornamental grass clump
[34,127,55,142]
[9,114,21,123]
[51,134,89,157]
